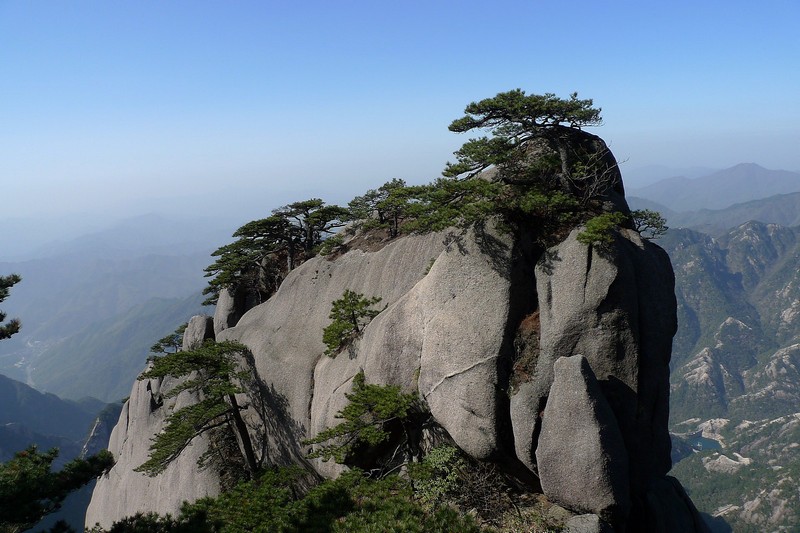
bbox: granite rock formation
[87,160,705,532]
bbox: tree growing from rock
[348,179,411,238]
[203,200,349,305]
[303,371,419,466]
[0,446,114,533]
[322,291,383,357]
[443,89,603,183]
[0,273,21,340]
[631,209,668,239]
[135,340,259,479]
[272,199,350,257]
[149,322,188,356]
[384,90,619,244]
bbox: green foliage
[348,179,410,238]
[322,290,383,357]
[408,445,527,528]
[408,445,465,508]
[399,178,504,234]
[631,208,668,239]
[303,371,417,464]
[343,91,612,245]
[576,211,627,247]
[325,471,480,533]
[95,467,481,533]
[443,89,601,180]
[318,232,345,256]
[150,323,187,355]
[0,273,21,340]
[136,340,258,478]
[0,446,114,533]
[271,198,350,257]
[202,216,293,305]
[89,511,213,533]
[203,199,348,305]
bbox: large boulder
[311,224,516,466]
[217,232,449,468]
[183,314,214,350]
[512,227,676,500]
[536,355,630,523]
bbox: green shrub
[95,468,481,533]
[322,290,383,357]
[408,444,464,508]
[576,211,627,247]
[303,371,418,464]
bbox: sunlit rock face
[87,168,706,532]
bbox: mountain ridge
[628,163,800,212]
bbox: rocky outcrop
[88,215,703,532]
[183,314,214,350]
[85,328,221,529]
[536,355,630,523]
[511,227,677,526]
[312,225,517,466]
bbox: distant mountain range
[0,214,220,401]
[628,163,800,212]
[31,292,208,402]
[0,372,121,531]
[627,163,800,237]
[0,373,100,445]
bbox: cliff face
[87,213,706,532]
[85,373,221,526]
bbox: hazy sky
[2,1,799,219]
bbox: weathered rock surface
[216,232,450,469]
[312,225,516,466]
[183,314,214,350]
[213,285,261,336]
[88,216,703,532]
[566,513,615,533]
[513,227,676,504]
[536,355,630,522]
[85,376,220,529]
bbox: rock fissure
[421,354,497,398]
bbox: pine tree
[0,446,114,533]
[135,340,259,479]
[0,273,21,340]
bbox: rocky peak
[86,161,706,532]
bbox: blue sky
[1,1,799,218]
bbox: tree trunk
[227,393,258,477]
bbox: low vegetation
[303,370,421,468]
[0,446,114,533]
